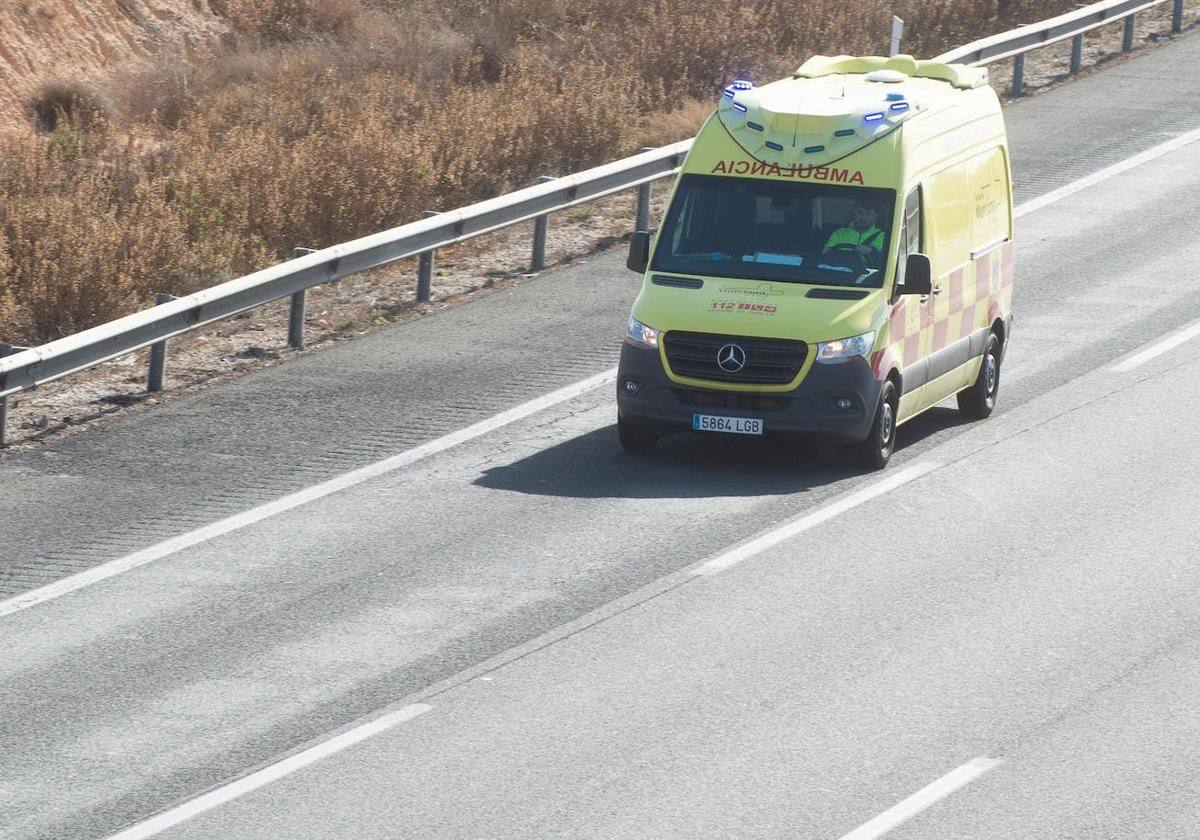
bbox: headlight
[626,316,659,349]
[816,330,875,364]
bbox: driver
[823,202,884,267]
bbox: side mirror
[898,253,932,296]
[627,230,652,273]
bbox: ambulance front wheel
[618,415,659,452]
[850,379,897,470]
[957,332,1001,419]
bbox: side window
[895,186,922,291]
[904,186,922,255]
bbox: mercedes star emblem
[717,343,747,373]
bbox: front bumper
[616,343,882,444]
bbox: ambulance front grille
[663,331,807,385]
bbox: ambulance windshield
[651,174,896,287]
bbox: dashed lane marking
[691,462,941,576]
[103,704,433,840]
[1111,317,1200,373]
[837,757,1003,840]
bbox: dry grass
[0,0,1078,344]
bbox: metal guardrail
[937,0,1183,95]
[0,142,689,423]
[0,0,1190,444]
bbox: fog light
[836,398,853,411]
[622,379,640,395]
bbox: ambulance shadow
[895,405,976,448]
[474,424,857,500]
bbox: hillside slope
[0,0,228,126]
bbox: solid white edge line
[103,704,432,840]
[691,461,941,576]
[837,757,1002,840]
[1111,317,1200,372]
[0,368,616,619]
[9,117,1200,620]
[1014,124,1200,219]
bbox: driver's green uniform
[824,225,884,254]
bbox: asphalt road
[160,340,1200,840]
[3,32,1200,840]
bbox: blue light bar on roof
[835,128,856,137]
[864,112,885,122]
[732,102,748,113]
[731,80,754,90]
[765,141,783,151]
[804,145,825,154]
[890,102,910,112]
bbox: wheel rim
[984,353,998,406]
[880,400,895,451]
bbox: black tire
[618,416,658,452]
[957,332,1001,419]
[850,379,897,470]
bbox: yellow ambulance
[618,54,1014,469]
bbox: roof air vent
[865,69,908,83]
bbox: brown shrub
[0,230,15,341]
[0,129,248,342]
[223,0,363,42]
[1,0,1082,343]
[28,78,112,133]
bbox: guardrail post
[0,344,26,447]
[1174,0,1184,33]
[417,210,438,303]
[1069,33,1084,74]
[1010,53,1025,98]
[289,247,317,349]
[889,16,904,57]
[636,148,656,232]
[635,182,652,232]
[147,293,175,392]
[531,176,555,272]
[1123,14,1136,52]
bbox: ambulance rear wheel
[618,416,658,452]
[850,380,897,470]
[958,332,1001,419]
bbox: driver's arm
[823,228,848,253]
[854,240,883,268]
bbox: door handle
[932,284,943,296]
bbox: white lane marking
[8,119,1200,620]
[0,369,616,619]
[104,703,432,840]
[691,462,940,576]
[1111,317,1200,373]
[1015,124,1200,219]
[837,757,1002,840]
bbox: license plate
[692,414,763,435]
